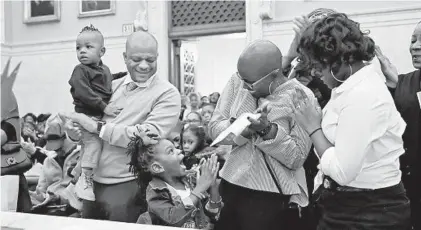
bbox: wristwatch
[96,121,106,134]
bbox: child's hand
[195,154,219,193]
[104,104,123,117]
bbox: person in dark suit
[376,21,421,230]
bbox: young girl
[182,125,226,171]
[127,135,222,229]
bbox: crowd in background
[2,7,420,230]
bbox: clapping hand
[195,154,219,193]
[21,138,36,156]
[293,87,322,134]
[375,46,398,88]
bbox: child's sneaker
[75,171,95,201]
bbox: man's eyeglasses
[237,68,279,90]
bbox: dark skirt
[317,182,411,230]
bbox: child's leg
[75,129,102,201]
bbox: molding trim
[2,35,127,56]
[263,5,421,37]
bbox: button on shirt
[319,64,406,189]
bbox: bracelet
[209,196,222,204]
[309,128,322,137]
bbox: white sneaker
[75,172,95,201]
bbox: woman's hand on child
[196,154,219,193]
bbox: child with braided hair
[127,135,223,229]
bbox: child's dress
[145,173,222,229]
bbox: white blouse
[319,64,406,189]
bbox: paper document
[211,113,261,146]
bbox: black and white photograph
[78,0,116,18]
[23,0,60,24]
[2,0,421,230]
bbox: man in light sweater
[62,31,181,222]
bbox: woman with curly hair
[293,13,411,229]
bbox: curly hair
[297,13,375,73]
[182,124,207,155]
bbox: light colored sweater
[95,75,181,184]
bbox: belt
[323,177,374,192]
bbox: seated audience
[29,115,82,215]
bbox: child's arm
[69,65,108,113]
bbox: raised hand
[286,15,311,61]
[375,46,398,88]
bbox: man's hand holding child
[104,104,123,117]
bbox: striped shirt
[208,74,313,207]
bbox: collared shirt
[208,75,313,207]
[122,73,157,89]
[319,64,406,189]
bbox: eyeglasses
[237,68,279,90]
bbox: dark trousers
[214,179,298,230]
[81,180,145,223]
[317,182,411,230]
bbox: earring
[269,81,274,95]
[349,64,353,76]
[330,69,345,83]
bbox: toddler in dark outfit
[68,25,122,201]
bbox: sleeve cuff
[319,147,335,176]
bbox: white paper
[211,113,261,147]
[417,92,421,108]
